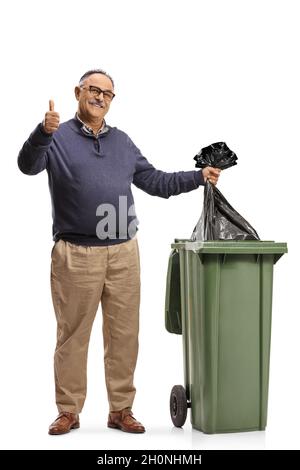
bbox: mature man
[18,69,220,435]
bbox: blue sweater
[18,118,205,245]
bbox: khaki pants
[50,237,141,413]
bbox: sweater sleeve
[17,123,53,175]
[131,138,205,199]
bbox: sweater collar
[74,113,110,137]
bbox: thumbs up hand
[42,100,60,134]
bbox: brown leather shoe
[108,408,145,433]
[48,411,80,435]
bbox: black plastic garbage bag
[191,141,259,241]
[191,181,260,241]
[194,142,238,170]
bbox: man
[18,69,220,435]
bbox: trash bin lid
[171,240,288,263]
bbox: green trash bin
[165,239,287,433]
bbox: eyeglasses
[80,85,115,102]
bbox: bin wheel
[170,385,188,427]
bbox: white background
[0,0,298,450]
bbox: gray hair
[79,69,115,89]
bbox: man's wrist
[198,170,206,185]
[40,121,53,136]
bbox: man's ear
[74,86,80,101]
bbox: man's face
[75,73,114,121]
